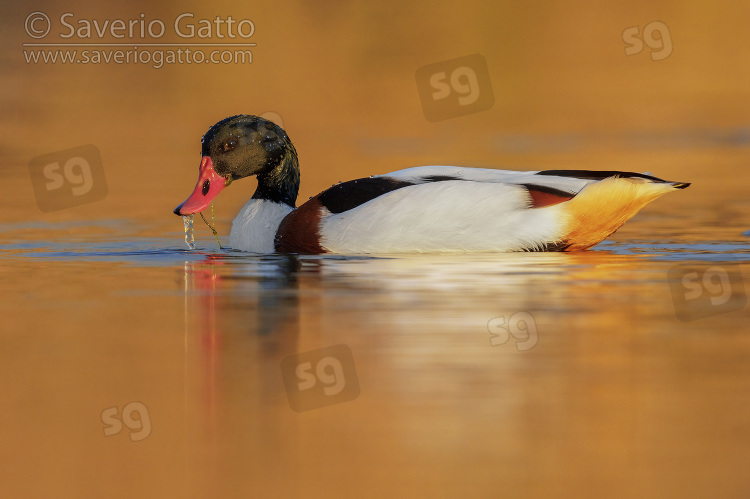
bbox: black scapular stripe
[317,177,415,214]
[420,175,464,182]
[519,183,578,198]
[534,170,667,182]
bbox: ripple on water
[0,218,748,267]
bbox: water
[183,214,196,250]
[1,218,749,498]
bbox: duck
[173,115,690,254]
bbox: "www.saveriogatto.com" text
[23,47,252,68]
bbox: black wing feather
[317,177,415,214]
[534,170,667,182]
[315,174,475,214]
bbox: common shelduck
[173,115,690,254]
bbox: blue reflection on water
[0,238,748,267]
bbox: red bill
[174,156,230,215]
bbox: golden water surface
[1,1,750,498]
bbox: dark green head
[174,115,300,215]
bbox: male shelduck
[173,115,690,254]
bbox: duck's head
[174,115,299,215]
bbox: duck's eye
[223,139,237,152]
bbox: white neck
[228,199,294,253]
